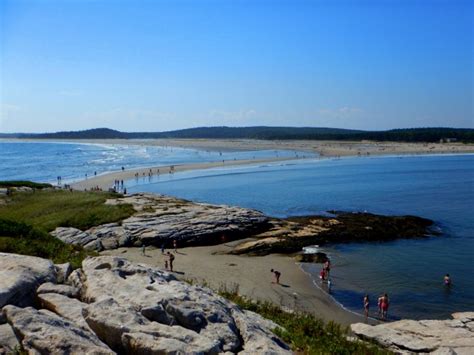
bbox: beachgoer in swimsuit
[363,295,370,319]
[173,239,177,253]
[167,252,175,272]
[444,274,451,286]
[141,244,146,256]
[380,293,389,320]
[271,269,281,284]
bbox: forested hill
[1,127,473,143]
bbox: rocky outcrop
[37,282,80,298]
[0,323,20,354]
[3,305,114,354]
[51,194,269,251]
[351,312,474,354]
[230,212,436,255]
[0,253,56,307]
[0,253,290,354]
[80,256,290,353]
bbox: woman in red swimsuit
[380,293,389,320]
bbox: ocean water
[129,154,474,320]
[0,141,303,184]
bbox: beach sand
[71,156,296,191]
[67,138,474,191]
[102,242,372,326]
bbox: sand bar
[102,242,375,326]
[70,156,299,191]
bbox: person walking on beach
[380,293,389,320]
[271,269,281,284]
[141,244,146,256]
[167,252,175,272]
[161,243,165,254]
[173,239,177,253]
[363,295,370,320]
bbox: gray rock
[54,262,72,283]
[233,309,291,354]
[84,298,220,354]
[37,292,92,332]
[37,282,79,298]
[0,323,20,354]
[351,312,474,354]
[67,268,86,295]
[51,194,268,251]
[81,256,289,353]
[0,253,57,307]
[2,305,114,354]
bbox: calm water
[0,141,302,184]
[129,154,474,320]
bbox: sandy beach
[70,156,298,191]
[37,137,474,156]
[102,242,373,326]
[62,138,474,191]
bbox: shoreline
[101,243,375,326]
[70,156,302,191]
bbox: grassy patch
[0,180,53,189]
[0,189,135,231]
[0,187,135,267]
[218,283,390,355]
[0,219,91,268]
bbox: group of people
[363,294,390,321]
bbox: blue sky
[0,0,472,133]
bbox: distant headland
[1,126,474,143]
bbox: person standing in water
[380,293,389,320]
[444,274,451,286]
[363,295,370,320]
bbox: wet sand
[102,242,374,326]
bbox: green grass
[0,219,91,268]
[0,180,53,189]
[0,189,135,231]
[0,187,135,267]
[217,283,391,355]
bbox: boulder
[37,282,79,298]
[54,262,72,283]
[232,309,291,354]
[294,252,328,263]
[351,312,474,354]
[37,292,91,332]
[83,298,220,354]
[2,305,114,354]
[51,194,269,251]
[0,323,20,354]
[0,253,57,307]
[81,256,289,353]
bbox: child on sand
[271,269,281,284]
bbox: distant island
[1,126,474,143]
